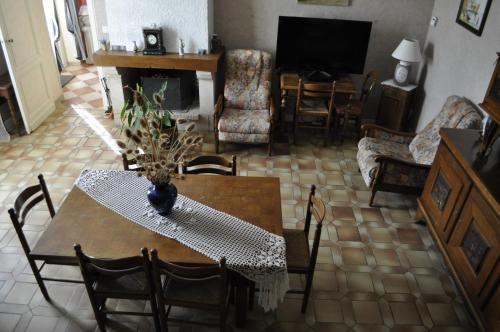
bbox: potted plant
[119,81,175,139]
[117,82,202,215]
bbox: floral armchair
[214,49,275,155]
[357,95,483,206]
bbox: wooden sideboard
[417,128,499,332]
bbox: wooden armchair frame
[360,124,431,206]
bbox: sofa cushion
[409,96,482,165]
[224,49,272,110]
[218,108,270,135]
[357,137,414,187]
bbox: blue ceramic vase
[147,182,178,216]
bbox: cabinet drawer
[448,188,500,311]
[421,144,471,242]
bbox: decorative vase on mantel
[147,181,178,216]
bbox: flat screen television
[276,16,372,78]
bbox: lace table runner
[76,169,289,311]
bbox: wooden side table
[376,79,417,132]
[0,73,20,135]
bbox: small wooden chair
[8,174,82,302]
[334,70,378,143]
[74,245,161,332]
[284,184,326,313]
[294,80,336,146]
[150,249,228,331]
[121,153,145,172]
[181,155,236,176]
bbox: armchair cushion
[224,49,272,110]
[409,96,482,165]
[218,108,270,134]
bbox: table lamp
[391,38,422,86]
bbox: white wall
[416,0,499,130]
[213,0,435,118]
[105,0,211,53]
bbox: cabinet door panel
[421,144,471,242]
[448,188,500,304]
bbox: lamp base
[394,61,411,86]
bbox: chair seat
[284,229,310,271]
[298,99,329,115]
[163,277,222,306]
[218,108,270,135]
[335,101,363,116]
[94,272,148,295]
[357,137,415,187]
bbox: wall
[105,0,211,53]
[213,0,435,118]
[416,0,500,131]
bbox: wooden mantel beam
[93,50,223,73]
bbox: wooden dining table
[31,174,283,327]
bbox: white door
[0,0,62,134]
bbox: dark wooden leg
[301,273,314,313]
[369,189,376,207]
[28,258,50,302]
[234,275,248,328]
[215,132,220,154]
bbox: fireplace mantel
[93,50,223,73]
[93,50,223,132]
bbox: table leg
[234,274,248,328]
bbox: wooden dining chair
[122,153,145,172]
[294,79,336,146]
[150,249,228,331]
[181,155,236,176]
[74,245,161,332]
[8,174,82,302]
[334,70,378,143]
[284,184,326,313]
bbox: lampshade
[391,38,422,63]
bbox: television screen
[275,16,372,75]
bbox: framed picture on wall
[456,0,492,36]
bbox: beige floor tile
[426,303,460,326]
[382,274,410,294]
[352,301,383,324]
[315,300,343,323]
[347,272,374,293]
[390,302,422,325]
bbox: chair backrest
[74,244,154,297]
[303,185,326,273]
[359,70,378,103]
[296,79,337,115]
[122,153,145,172]
[182,155,236,176]
[409,95,483,165]
[8,174,55,254]
[150,249,227,309]
[224,49,272,110]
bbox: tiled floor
[0,65,477,331]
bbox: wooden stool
[0,73,20,135]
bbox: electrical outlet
[430,16,438,27]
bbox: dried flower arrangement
[117,83,203,184]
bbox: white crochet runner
[76,169,289,311]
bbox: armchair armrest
[361,123,416,145]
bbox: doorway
[42,0,95,88]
